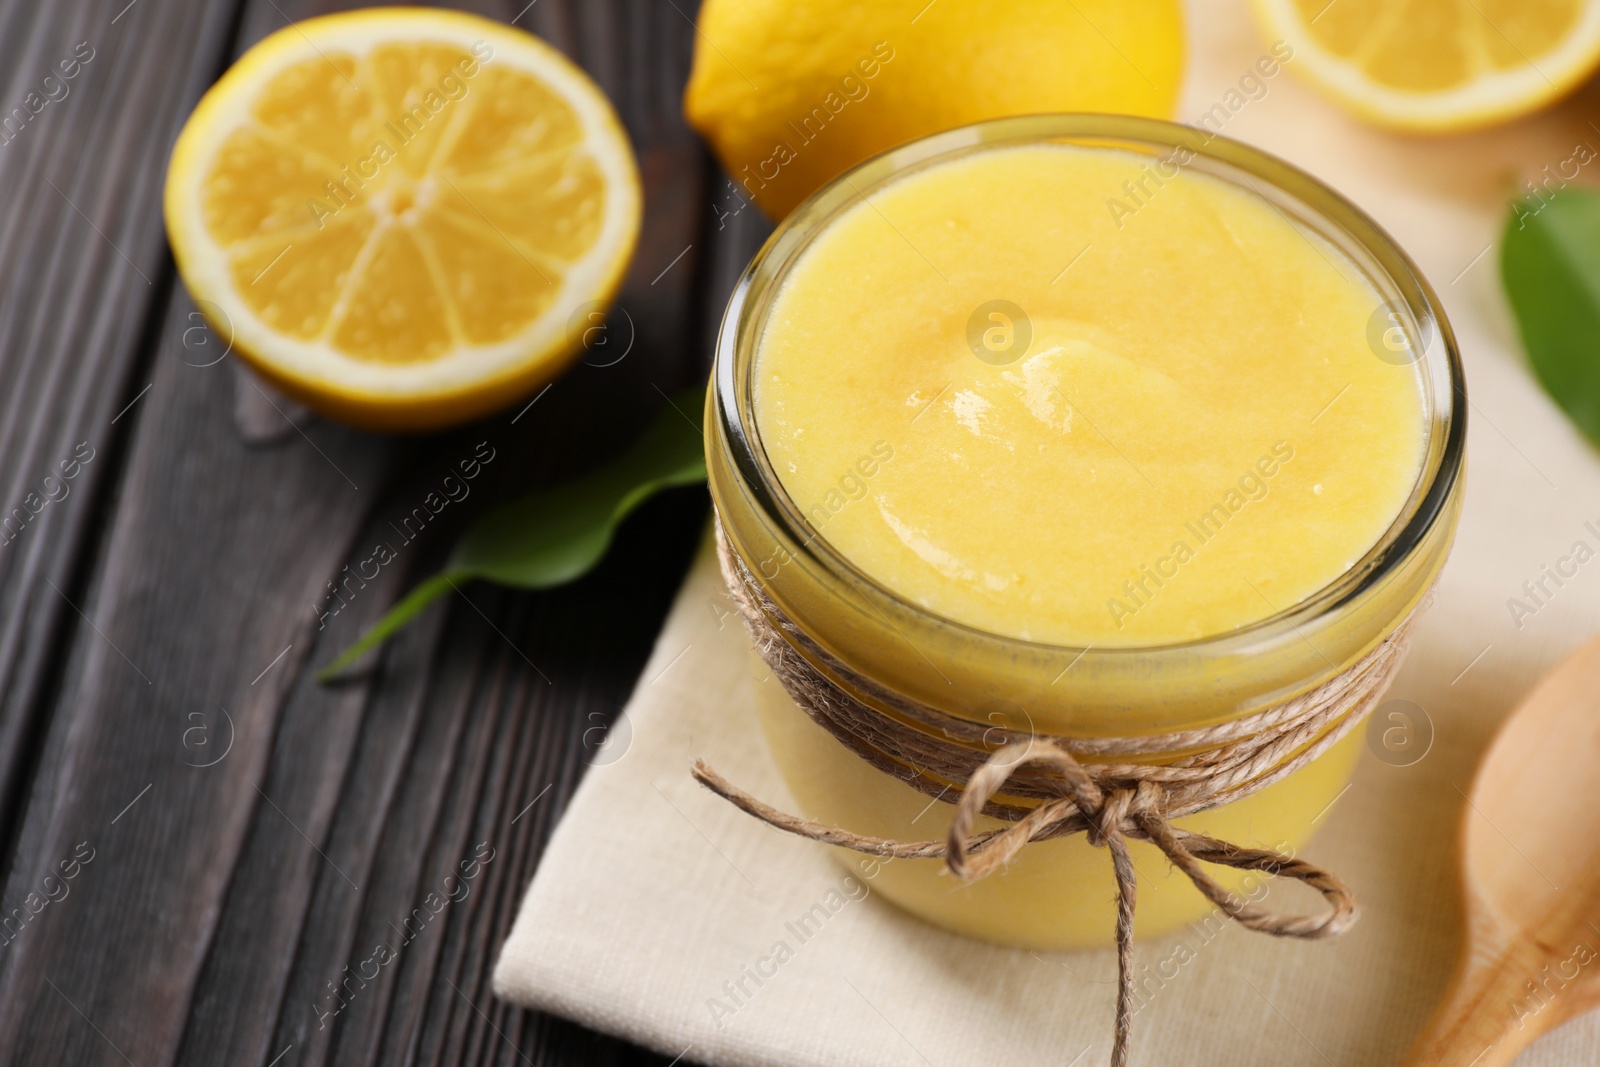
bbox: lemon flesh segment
[166,10,640,430]
[1261,0,1600,130]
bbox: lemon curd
[708,119,1462,949]
[754,144,1425,647]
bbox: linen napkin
[494,3,1600,1063]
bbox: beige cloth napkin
[494,4,1600,1063]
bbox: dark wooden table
[0,1,763,1062]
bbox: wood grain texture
[1402,635,1600,1067]
[0,0,240,868]
[0,0,770,1063]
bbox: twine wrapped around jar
[694,518,1419,1067]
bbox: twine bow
[695,739,1356,1067]
[698,517,1414,1066]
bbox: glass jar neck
[707,115,1464,738]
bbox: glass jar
[705,115,1464,951]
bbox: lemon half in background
[165,8,640,431]
[684,0,1185,219]
[1254,0,1600,131]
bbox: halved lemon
[165,8,640,430]
[1252,0,1600,131]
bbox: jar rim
[713,113,1465,661]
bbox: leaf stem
[316,569,466,681]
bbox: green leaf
[317,386,707,682]
[1502,188,1600,446]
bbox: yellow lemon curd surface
[736,143,1431,949]
[755,145,1423,647]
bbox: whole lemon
[685,0,1185,218]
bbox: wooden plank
[0,0,259,1059]
[0,268,393,1066]
[0,0,781,1062]
[0,0,241,854]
